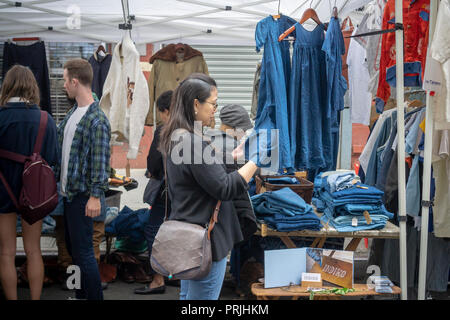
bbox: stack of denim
[251,187,321,232]
[313,172,394,232]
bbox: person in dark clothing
[0,65,58,300]
[159,73,259,300]
[204,104,257,293]
[2,41,52,115]
[135,90,173,295]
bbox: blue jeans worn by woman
[179,257,227,300]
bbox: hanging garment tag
[363,211,372,224]
[352,217,358,227]
[423,52,443,94]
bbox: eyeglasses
[205,100,218,110]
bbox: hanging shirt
[2,41,52,115]
[340,17,354,85]
[289,22,331,171]
[347,28,373,126]
[89,51,112,99]
[431,0,450,125]
[354,0,386,96]
[375,0,430,113]
[248,15,296,171]
[322,16,347,118]
[145,44,209,126]
[431,129,450,238]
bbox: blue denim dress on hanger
[248,15,296,171]
[289,22,331,172]
[322,17,348,170]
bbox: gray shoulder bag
[150,158,221,280]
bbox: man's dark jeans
[63,193,104,300]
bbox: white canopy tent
[0,0,369,45]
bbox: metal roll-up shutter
[48,42,98,123]
[192,45,262,127]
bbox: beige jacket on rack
[145,46,209,126]
[100,32,149,159]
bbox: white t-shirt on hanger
[347,28,372,126]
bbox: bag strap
[163,155,221,240]
[0,170,19,209]
[33,111,48,154]
[0,111,48,163]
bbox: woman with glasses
[158,73,260,300]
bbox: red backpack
[0,111,58,225]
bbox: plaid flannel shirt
[55,101,111,201]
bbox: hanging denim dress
[322,17,348,170]
[289,23,331,172]
[249,15,296,171]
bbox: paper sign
[363,211,372,224]
[302,273,321,282]
[352,217,358,227]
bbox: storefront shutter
[192,45,262,126]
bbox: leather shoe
[134,285,166,295]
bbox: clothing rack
[418,0,438,301]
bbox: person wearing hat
[204,104,258,292]
[216,103,253,140]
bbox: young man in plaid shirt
[55,58,111,300]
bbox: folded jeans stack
[313,172,393,232]
[251,187,321,232]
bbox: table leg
[317,237,327,248]
[345,238,361,251]
[280,236,297,249]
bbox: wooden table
[257,210,400,251]
[251,283,401,300]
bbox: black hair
[156,90,173,112]
[159,73,217,156]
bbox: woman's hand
[232,140,245,161]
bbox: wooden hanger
[299,8,322,25]
[332,6,338,18]
[278,7,324,42]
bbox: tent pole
[0,15,115,43]
[134,0,274,28]
[178,0,269,18]
[394,0,408,301]
[417,0,438,301]
[0,0,117,28]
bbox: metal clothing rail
[394,0,407,301]
[418,0,438,301]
